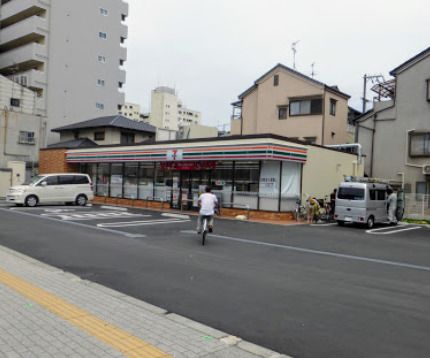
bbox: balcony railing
[0,0,48,28]
[0,42,47,73]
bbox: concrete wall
[0,169,12,198]
[177,124,218,139]
[119,102,141,121]
[357,53,430,192]
[232,67,349,145]
[302,146,363,200]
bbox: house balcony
[0,15,48,52]
[0,42,47,74]
[120,1,129,18]
[8,68,46,90]
[118,69,126,84]
[119,46,127,62]
[0,0,48,29]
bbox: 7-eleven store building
[40,135,362,219]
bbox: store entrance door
[180,170,211,210]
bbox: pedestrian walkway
[0,245,290,358]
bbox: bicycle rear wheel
[202,230,207,245]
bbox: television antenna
[311,62,316,78]
[291,40,300,69]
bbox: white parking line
[40,212,150,221]
[98,219,190,228]
[161,213,190,220]
[0,208,146,238]
[180,230,430,272]
[100,205,128,211]
[366,226,421,235]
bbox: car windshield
[24,175,44,186]
[337,187,365,200]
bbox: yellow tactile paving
[0,268,171,358]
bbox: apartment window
[273,74,279,87]
[94,131,105,141]
[278,106,288,120]
[329,98,337,116]
[18,131,35,145]
[426,79,430,102]
[289,98,322,116]
[121,14,127,21]
[96,102,105,110]
[96,79,105,87]
[98,55,106,64]
[99,32,107,39]
[118,82,123,89]
[409,132,430,157]
[100,8,108,16]
[120,36,126,44]
[119,59,125,66]
[121,132,135,145]
[10,98,21,107]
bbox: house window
[99,32,107,39]
[426,79,430,102]
[416,182,427,200]
[273,74,279,87]
[278,106,288,120]
[100,8,108,16]
[410,133,430,157]
[98,55,106,63]
[96,79,105,87]
[329,98,337,116]
[96,102,105,110]
[10,98,20,107]
[18,131,35,145]
[289,98,322,116]
[121,132,135,145]
[94,131,105,141]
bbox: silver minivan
[6,173,94,207]
[334,181,389,228]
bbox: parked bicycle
[294,199,307,221]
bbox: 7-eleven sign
[166,149,183,161]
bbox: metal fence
[404,194,430,220]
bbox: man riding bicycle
[196,186,218,234]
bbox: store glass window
[154,163,171,201]
[280,161,301,211]
[96,163,110,196]
[87,164,97,190]
[233,161,259,210]
[110,163,123,198]
[259,161,280,211]
[210,161,233,207]
[124,163,138,199]
[138,163,155,200]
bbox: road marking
[40,211,149,221]
[180,230,430,272]
[366,226,421,235]
[98,219,190,228]
[101,205,128,211]
[161,213,190,220]
[0,268,170,357]
[0,208,146,238]
[310,223,337,227]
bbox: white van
[6,173,94,207]
[334,181,390,228]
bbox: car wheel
[367,216,375,229]
[75,194,87,206]
[25,195,38,207]
[337,220,344,226]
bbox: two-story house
[356,47,430,195]
[230,64,351,145]
[50,115,156,147]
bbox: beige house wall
[302,146,364,200]
[232,66,350,145]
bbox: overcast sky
[124,0,428,128]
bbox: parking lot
[1,203,430,358]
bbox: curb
[0,244,293,358]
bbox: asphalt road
[0,204,429,358]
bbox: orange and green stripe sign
[67,143,307,163]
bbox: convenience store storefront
[65,136,308,213]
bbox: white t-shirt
[198,193,218,215]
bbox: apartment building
[231,64,351,145]
[119,102,141,121]
[0,0,128,145]
[148,86,201,131]
[356,47,430,195]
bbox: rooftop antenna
[291,40,300,69]
[311,62,316,78]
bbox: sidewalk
[0,245,290,358]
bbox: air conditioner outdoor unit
[423,164,430,175]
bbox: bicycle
[294,199,307,221]
[200,215,212,246]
